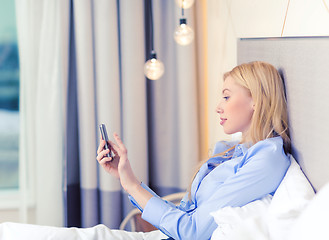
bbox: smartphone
[99,123,113,159]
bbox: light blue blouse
[129,136,290,240]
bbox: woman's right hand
[96,138,120,179]
[96,133,140,192]
[97,133,153,209]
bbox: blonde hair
[228,61,290,152]
[187,61,291,197]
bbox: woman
[96,61,291,240]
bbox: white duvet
[0,223,167,240]
[211,195,272,240]
[211,155,316,240]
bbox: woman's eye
[223,96,230,101]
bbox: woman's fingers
[99,156,112,165]
[109,140,120,155]
[96,148,110,161]
[97,139,106,154]
[97,133,126,167]
[113,133,127,153]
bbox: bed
[1,37,329,239]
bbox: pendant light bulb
[144,51,165,80]
[175,0,195,9]
[174,18,194,46]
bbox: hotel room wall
[207,0,329,150]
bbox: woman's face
[216,75,255,136]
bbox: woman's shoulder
[245,136,289,165]
[248,136,284,153]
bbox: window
[0,0,19,193]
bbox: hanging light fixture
[174,1,194,46]
[175,0,195,9]
[144,0,164,80]
[174,18,194,46]
[144,50,164,80]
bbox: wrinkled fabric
[130,137,290,239]
[0,222,168,240]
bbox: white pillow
[267,155,315,240]
[210,195,272,240]
[289,182,329,240]
[210,155,315,240]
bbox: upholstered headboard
[238,37,329,192]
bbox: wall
[0,208,35,223]
[207,0,329,149]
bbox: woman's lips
[220,118,227,125]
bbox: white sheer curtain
[16,0,69,226]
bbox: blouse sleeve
[128,182,177,212]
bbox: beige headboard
[238,37,329,192]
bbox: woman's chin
[222,128,240,135]
[223,129,234,135]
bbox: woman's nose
[215,104,223,114]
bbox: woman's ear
[251,100,255,111]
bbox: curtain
[148,0,199,195]
[17,0,202,228]
[16,0,69,226]
[65,0,201,228]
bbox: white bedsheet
[0,223,168,240]
[211,195,272,240]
